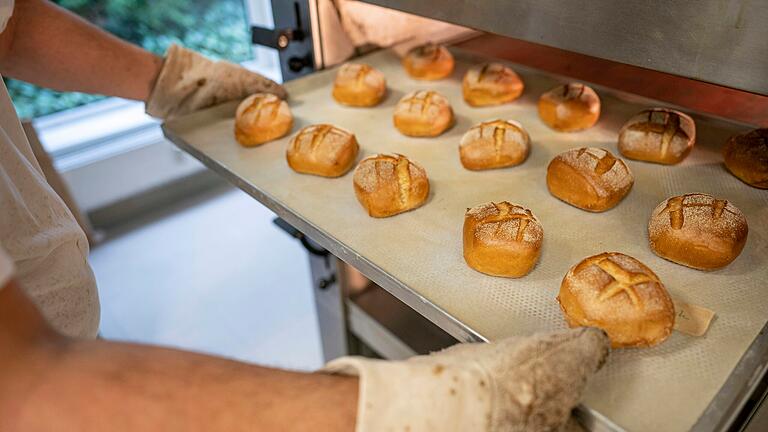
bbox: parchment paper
[164,48,768,432]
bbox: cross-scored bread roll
[353,153,429,217]
[463,202,543,278]
[648,193,748,270]
[723,128,768,189]
[402,43,454,80]
[546,147,634,212]
[462,63,524,107]
[459,119,530,170]
[618,108,696,164]
[234,93,292,147]
[393,90,453,137]
[538,83,600,132]
[557,252,675,348]
[287,124,359,177]
[332,63,386,107]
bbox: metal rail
[361,0,768,96]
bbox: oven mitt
[322,327,610,432]
[145,44,287,120]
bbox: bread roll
[393,90,453,137]
[463,202,543,278]
[286,124,359,177]
[723,128,768,189]
[402,43,454,80]
[462,63,524,107]
[546,147,633,212]
[459,119,530,170]
[234,93,292,147]
[557,252,675,348]
[332,63,386,107]
[648,193,748,270]
[618,108,696,164]
[353,153,429,217]
[538,83,600,132]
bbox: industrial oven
[164,1,768,430]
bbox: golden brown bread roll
[618,108,696,165]
[234,93,293,147]
[286,124,359,177]
[538,83,600,132]
[332,63,386,107]
[459,119,530,170]
[723,128,768,189]
[393,90,453,137]
[648,193,748,270]
[557,252,675,348]
[402,43,454,80]
[463,202,543,278]
[462,63,524,107]
[353,153,429,218]
[546,147,634,212]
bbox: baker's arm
[0,0,285,119]
[0,279,358,431]
[0,0,161,101]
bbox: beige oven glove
[145,44,287,120]
[323,327,609,432]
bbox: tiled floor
[89,187,324,372]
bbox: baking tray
[162,46,768,431]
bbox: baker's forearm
[7,340,358,431]
[0,282,357,432]
[0,0,162,101]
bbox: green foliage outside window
[5,0,252,119]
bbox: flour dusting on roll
[463,201,543,278]
[332,63,386,107]
[234,93,292,147]
[353,153,429,217]
[538,83,600,132]
[546,147,633,212]
[648,193,748,270]
[459,119,530,170]
[558,252,675,348]
[287,124,359,177]
[393,90,453,137]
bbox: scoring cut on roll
[286,124,359,177]
[332,63,386,107]
[402,43,455,80]
[462,63,524,107]
[463,201,543,278]
[234,93,293,147]
[648,193,748,270]
[459,119,530,170]
[557,252,675,348]
[538,83,600,132]
[546,147,634,212]
[618,108,696,165]
[393,90,453,137]
[353,153,429,218]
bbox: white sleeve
[0,244,14,289]
[0,0,14,34]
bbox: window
[3,1,280,214]
[5,0,254,119]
